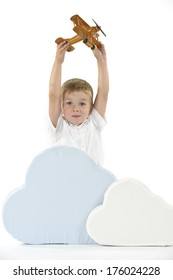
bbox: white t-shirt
[49,108,106,165]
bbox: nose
[73,106,80,112]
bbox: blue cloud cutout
[3,146,116,244]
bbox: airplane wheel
[83,39,88,44]
[91,45,95,50]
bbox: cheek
[84,108,91,116]
[62,106,70,114]
[87,105,92,113]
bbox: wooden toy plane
[55,14,106,51]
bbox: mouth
[71,115,81,118]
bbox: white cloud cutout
[86,178,173,246]
[3,146,116,244]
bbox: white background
[0,0,173,245]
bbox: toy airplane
[55,14,106,51]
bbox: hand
[92,44,107,63]
[55,41,70,64]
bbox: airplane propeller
[92,19,106,37]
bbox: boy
[49,41,109,165]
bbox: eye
[66,101,72,105]
[80,102,86,106]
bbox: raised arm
[92,45,109,118]
[49,41,70,127]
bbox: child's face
[62,91,92,125]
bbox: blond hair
[61,78,93,106]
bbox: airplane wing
[73,25,102,48]
[70,14,90,28]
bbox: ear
[90,104,93,113]
[61,104,64,114]
[61,108,64,117]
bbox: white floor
[1,242,173,260]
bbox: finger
[62,42,71,50]
[91,45,97,52]
[58,41,69,49]
[57,42,70,53]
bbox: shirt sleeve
[91,108,107,132]
[48,115,63,142]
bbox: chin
[69,120,81,126]
[71,118,84,125]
